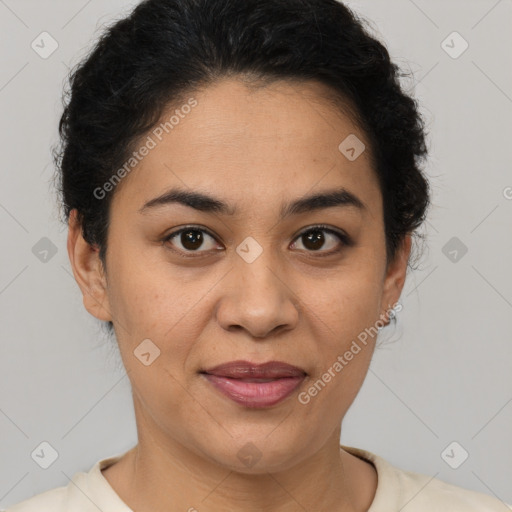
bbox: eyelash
[161,224,352,258]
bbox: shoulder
[1,485,67,512]
[342,444,511,511]
[394,466,510,511]
[2,452,129,512]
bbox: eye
[290,225,351,255]
[162,226,221,255]
[161,224,351,258]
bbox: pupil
[182,230,203,250]
[304,230,324,250]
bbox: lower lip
[202,374,305,408]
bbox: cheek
[108,254,203,329]
[298,284,378,421]
[105,259,198,353]
[107,264,207,413]
[302,268,382,346]
[296,268,381,407]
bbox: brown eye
[291,226,349,254]
[302,229,326,251]
[180,229,204,250]
[163,227,219,253]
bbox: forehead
[111,78,381,220]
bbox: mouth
[200,360,307,408]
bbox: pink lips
[201,360,306,408]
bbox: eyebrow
[138,186,366,219]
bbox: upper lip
[201,360,307,379]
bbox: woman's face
[70,78,410,473]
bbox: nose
[215,252,300,339]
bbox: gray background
[1,0,511,508]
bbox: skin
[67,77,411,512]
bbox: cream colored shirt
[3,445,510,511]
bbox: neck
[102,395,376,512]
[102,428,376,512]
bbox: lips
[203,360,307,379]
[201,360,307,408]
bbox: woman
[5,0,508,510]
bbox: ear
[379,234,412,324]
[67,209,112,322]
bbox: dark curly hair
[53,0,430,334]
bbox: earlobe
[67,209,112,322]
[380,234,412,324]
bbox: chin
[197,434,308,475]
